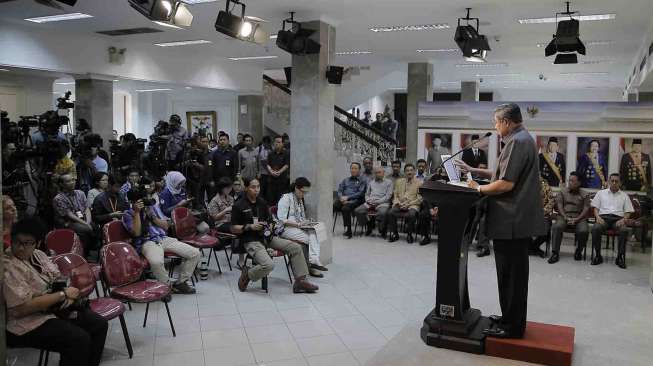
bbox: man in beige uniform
[387,164,422,244]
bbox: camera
[56,91,74,110]
[126,186,156,207]
[51,277,69,293]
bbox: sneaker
[238,266,250,292]
[293,278,319,293]
[172,281,196,294]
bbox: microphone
[436,132,492,172]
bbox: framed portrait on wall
[186,111,217,140]
[536,136,567,187]
[577,137,609,189]
[619,137,652,192]
[423,133,452,174]
[460,133,490,169]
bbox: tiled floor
[7,233,653,366]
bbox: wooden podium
[419,180,491,354]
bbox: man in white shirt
[590,173,634,268]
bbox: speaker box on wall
[326,66,344,85]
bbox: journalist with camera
[3,217,108,366]
[53,174,97,256]
[165,114,189,171]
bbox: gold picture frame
[186,111,217,140]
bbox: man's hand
[340,196,348,204]
[454,159,471,173]
[64,287,80,300]
[595,216,605,226]
[249,223,264,231]
[133,200,145,213]
[467,180,480,190]
[616,219,626,228]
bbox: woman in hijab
[159,171,193,217]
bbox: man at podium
[457,103,545,339]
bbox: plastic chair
[52,253,133,358]
[45,229,101,297]
[172,207,227,273]
[100,242,176,336]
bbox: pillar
[406,63,433,162]
[461,81,480,102]
[290,20,335,264]
[75,79,114,148]
[627,92,639,102]
[238,95,263,142]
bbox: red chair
[52,253,133,358]
[100,242,176,336]
[46,229,102,297]
[172,207,227,273]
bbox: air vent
[96,27,163,36]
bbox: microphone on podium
[436,132,492,172]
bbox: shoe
[483,327,518,338]
[530,248,546,258]
[574,247,583,261]
[476,247,491,257]
[615,255,627,269]
[488,315,502,323]
[310,263,328,272]
[293,278,319,293]
[548,253,559,264]
[388,233,399,243]
[172,281,196,294]
[380,231,387,239]
[365,224,374,236]
[419,237,431,246]
[344,229,353,239]
[407,234,414,244]
[238,266,250,292]
[309,269,324,278]
[591,255,603,266]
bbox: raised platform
[485,321,575,366]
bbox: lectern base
[420,308,491,354]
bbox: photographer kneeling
[123,187,200,294]
[4,218,108,366]
[232,178,319,293]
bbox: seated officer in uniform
[548,172,590,264]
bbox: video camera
[126,186,156,207]
[56,91,74,110]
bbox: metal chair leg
[283,255,293,284]
[118,314,134,358]
[213,248,222,273]
[163,300,176,337]
[224,246,233,271]
[143,303,149,328]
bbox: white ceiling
[1,0,652,90]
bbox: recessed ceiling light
[25,13,94,23]
[227,55,278,61]
[113,80,119,82]
[455,63,508,68]
[580,59,614,65]
[181,0,217,3]
[475,73,521,77]
[335,51,373,55]
[153,21,183,29]
[0,68,10,72]
[559,72,609,76]
[185,86,193,89]
[416,48,458,53]
[518,14,615,24]
[269,34,278,40]
[55,82,75,85]
[370,23,450,33]
[135,88,173,92]
[154,39,212,47]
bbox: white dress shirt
[591,189,634,217]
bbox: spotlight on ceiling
[215,0,268,44]
[454,8,491,63]
[128,0,193,27]
[544,2,586,64]
[275,12,321,55]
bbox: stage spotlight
[128,0,193,27]
[454,8,491,63]
[275,12,321,55]
[544,2,586,64]
[214,0,268,45]
[326,66,344,84]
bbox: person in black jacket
[461,134,488,170]
[212,133,238,182]
[92,175,129,228]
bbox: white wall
[0,74,56,120]
[353,90,395,118]
[491,88,624,102]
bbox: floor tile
[251,340,303,363]
[202,328,249,349]
[287,319,335,339]
[153,350,204,366]
[154,333,203,354]
[245,323,293,344]
[296,334,348,357]
[204,345,254,366]
[306,352,360,366]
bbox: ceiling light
[227,55,278,61]
[518,13,615,24]
[475,73,520,77]
[0,68,10,72]
[455,8,491,63]
[128,0,193,28]
[276,12,321,55]
[269,34,278,40]
[416,48,458,53]
[113,80,119,82]
[215,0,268,45]
[370,23,449,32]
[240,21,253,37]
[153,21,182,29]
[25,13,93,23]
[560,72,609,76]
[185,86,193,89]
[335,51,373,55]
[544,2,586,64]
[181,0,217,3]
[581,59,614,65]
[55,82,75,85]
[455,63,508,68]
[154,39,212,47]
[135,88,173,92]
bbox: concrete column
[75,79,114,148]
[407,63,433,162]
[290,20,335,264]
[461,81,480,102]
[238,95,263,142]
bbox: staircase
[262,75,398,167]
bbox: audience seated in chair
[3,218,108,366]
[232,177,319,293]
[334,162,366,239]
[92,174,129,228]
[159,171,193,218]
[549,171,590,264]
[387,164,423,244]
[52,173,97,256]
[354,166,393,238]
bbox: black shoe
[419,237,431,246]
[172,281,196,294]
[591,255,603,266]
[380,231,387,239]
[574,247,583,261]
[309,269,324,278]
[406,234,414,244]
[365,225,374,236]
[344,229,353,239]
[476,247,491,257]
[388,233,399,243]
[529,248,546,258]
[482,327,517,338]
[615,255,627,269]
[310,263,328,272]
[488,315,502,323]
[238,266,250,292]
[548,253,559,264]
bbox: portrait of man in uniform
[538,136,566,187]
[620,138,652,192]
[577,137,609,189]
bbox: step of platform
[485,321,574,366]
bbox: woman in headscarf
[159,171,193,217]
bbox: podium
[419,180,491,354]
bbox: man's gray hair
[494,103,523,124]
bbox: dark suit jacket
[462,148,488,168]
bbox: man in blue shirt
[333,162,367,238]
[122,189,200,294]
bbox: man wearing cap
[539,137,566,187]
[619,139,651,191]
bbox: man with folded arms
[354,166,393,237]
[387,164,422,244]
[548,172,590,264]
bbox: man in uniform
[619,139,651,191]
[539,137,565,187]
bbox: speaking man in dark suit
[457,103,545,339]
[461,134,488,169]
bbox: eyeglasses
[15,240,37,248]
